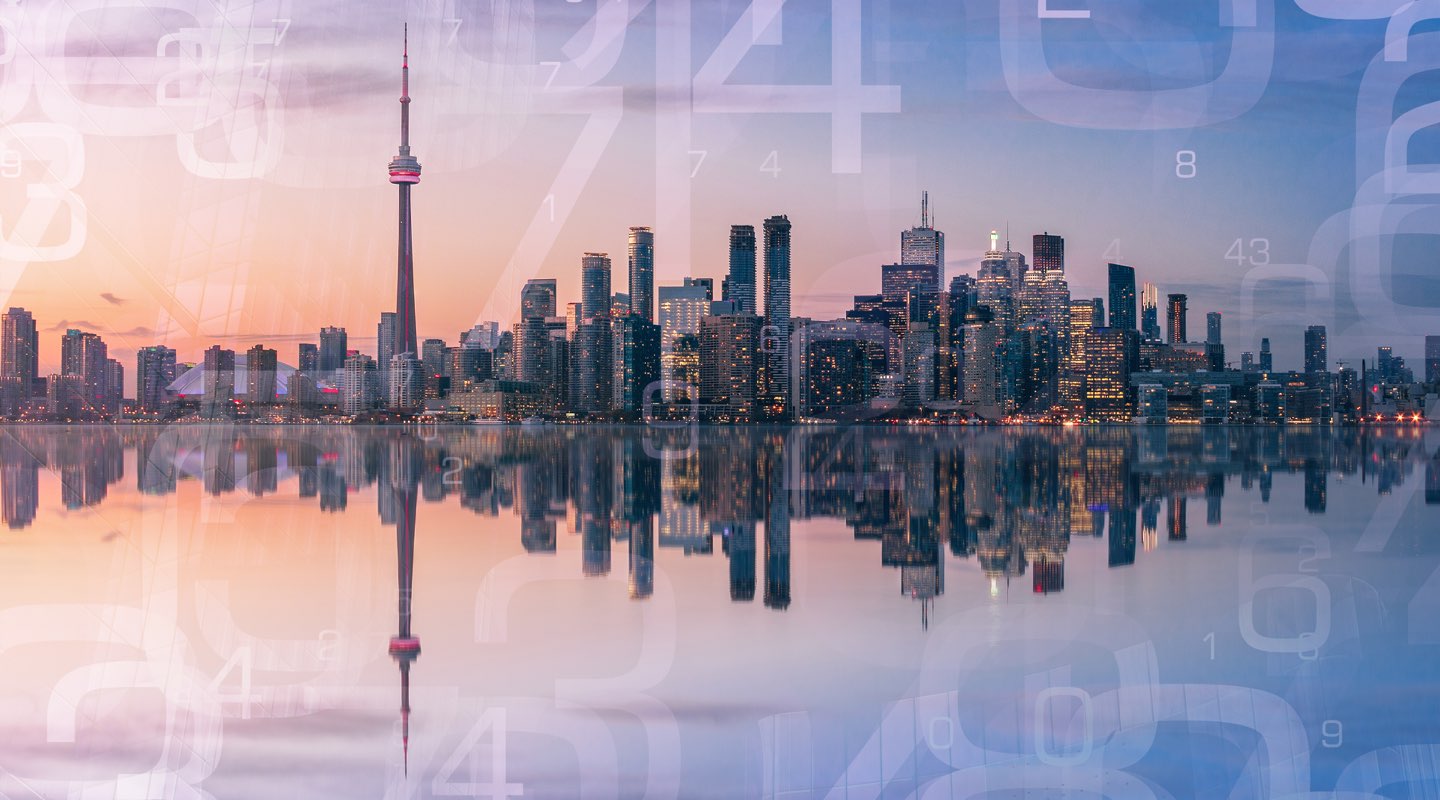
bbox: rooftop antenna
[921,190,929,228]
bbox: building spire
[400,23,411,152]
[920,190,929,228]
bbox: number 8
[1176,150,1197,178]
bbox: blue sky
[2,0,1435,376]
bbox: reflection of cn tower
[388,441,421,775]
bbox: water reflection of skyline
[4,425,1440,794]
[4,426,1436,611]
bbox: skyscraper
[319,327,348,373]
[1259,337,1273,372]
[246,344,278,403]
[389,26,422,358]
[60,329,108,416]
[581,253,612,320]
[574,253,613,413]
[298,343,318,372]
[978,231,1016,334]
[103,359,123,414]
[762,215,792,416]
[658,278,713,401]
[1140,283,1160,341]
[611,314,660,412]
[1,308,38,393]
[342,353,379,413]
[1166,293,1188,344]
[520,278,557,319]
[1084,327,1140,421]
[628,227,655,323]
[1107,264,1137,330]
[1304,325,1328,373]
[377,311,397,387]
[699,313,762,420]
[1063,298,1102,410]
[726,225,757,315]
[136,345,177,412]
[388,352,423,409]
[1206,312,1222,346]
[1032,232,1064,273]
[962,305,1001,409]
[1427,335,1440,383]
[900,191,945,272]
[881,263,940,303]
[201,345,235,419]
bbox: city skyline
[3,5,1436,387]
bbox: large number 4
[432,708,524,798]
[693,0,901,174]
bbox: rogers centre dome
[164,356,335,398]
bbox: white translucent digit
[0,122,87,263]
[999,0,1274,130]
[692,0,901,173]
[1238,526,1332,655]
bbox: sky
[1,0,1437,390]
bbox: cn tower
[389,24,421,356]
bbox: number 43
[1226,238,1270,266]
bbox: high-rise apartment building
[1,308,38,393]
[342,353,379,414]
[762,215,792,416]
[136,345,177,412]
[1107,264,1137,330]
[520,278,558,319]
[658,278,713,402]
[388,352,423,409]
[1166,293,1188,344]
[60,329,108,415]
[319,327,348,373]
[246,344,278,402]
[699,313,762,420]
[1084,327,1139,421]
[201,345,235,419]
[1062,298,1102,410]
[628,227,655,323]
[1427,335,1440,383]
[581,252,612,320]
[611,314,660,412]
[1304,325,1328,373]
[726,225,757,315]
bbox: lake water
[1,424,1438,798]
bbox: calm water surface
[1,424,1438,798]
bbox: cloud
[40,320,154,339]
[43,319,104,332]
[100,292,126,306]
